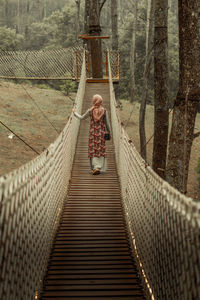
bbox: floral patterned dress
[74,109,111,172]
[88,110,106,158]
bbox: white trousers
[90,157,107,173]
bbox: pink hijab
[90,94,105,122]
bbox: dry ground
[119,100,200,201]
[0,81,74,175]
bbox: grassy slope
[0,81,74,175]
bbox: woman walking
[73,94,111,175]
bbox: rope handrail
[108,50,200,300]
[0,52,86,300]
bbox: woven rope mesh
[0,46,84,79]
[0,47,119,80]
[0,53,86,300]
[108,51,200,300]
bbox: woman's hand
[72,108,76,113]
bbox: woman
[73,94,111,175]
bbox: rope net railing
[108,50,120,80]
[108,51,200,300]
[0,52,86,300]
[0,47,119,81]
[0,46,84,80]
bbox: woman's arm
[73,109,90,120]
[105,111,111,133]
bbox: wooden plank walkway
[40,83,145,299]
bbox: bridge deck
[40,83,145,299]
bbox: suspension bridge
[0,48,200,300]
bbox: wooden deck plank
[40,83,145,299]
[42,296,145,299]
[42,290,144,297]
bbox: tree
[0,26,24,50]
[111,0,118,50]
[152,0,169,179]
[88,0,102,78]
[75,0,81,40]
[84,0,107,78]
[166,0,200,193]
[139,0,154,160]
[130,0,138,103]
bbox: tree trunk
[43,0,47,18]
[139,0,154,160]
[166,0,200,193]
[130,0,138,103]
[152,0,169,179]
[17,0,20,33]
[111,0,118,50]
[89,0,103,78]
[75,0,81,40]
[30,0,43,22]
[4,0,10,27]
[84,0,90,34]
[84,0,90,53]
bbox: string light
[35,291,38,300]
[125,203,155,300]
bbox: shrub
[0,27,24,51]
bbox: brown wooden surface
[40,83,145,299]
[79,34,110,39]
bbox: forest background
[0,0,199,199]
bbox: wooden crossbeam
[79,34,110,40]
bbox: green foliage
[59,80,77,96]
[33,79,77,95]
[34,83,51,90]
[0,0,179,106]
[24,4,81,50]
[195,158,200,187]
[0,0,82,51]
[116,0,179,104]
[24,22,54,50]
[0,27,24,51]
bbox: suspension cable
[5,62,60,134]
[140,104,175,152]
[0,120,40,155]
[20,84,60,134]
[124,102,136,129]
